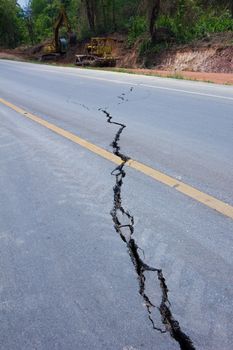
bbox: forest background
[0,0,233,54]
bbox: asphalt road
[0,59,233,350]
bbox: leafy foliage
[0,0,232,48]
[127,16,147,45]
[0,0,28,48]
[158,1,233,43]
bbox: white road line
[24,67,233,101]
[139,83,233,101]
[1,60,233,101]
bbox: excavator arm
[41,1,76,60]
[54,4,73,52]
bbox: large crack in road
[99,90,196,350]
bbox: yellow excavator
[41,1,76,60]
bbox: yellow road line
[0,98,122,166]
[128,160,233,219]
[1,97,233,220]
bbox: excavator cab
[59,37,68,54]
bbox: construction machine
[75,37,116,67]
[41,1,76,60]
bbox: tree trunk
[83,0,95,32]
[26,18,35,45]
[100,0,107,29]
[112,0,116,31]
[148,0,160,41]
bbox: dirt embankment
[148,45,233,73]
[117,32,233,73]
[111,32,233,84]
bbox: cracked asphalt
[101,103,195,349]
[0,60,233,350]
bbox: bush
[158,8,233,43]
[195,10,233,38]
[127,16,147,45]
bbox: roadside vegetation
[0,0,233,52]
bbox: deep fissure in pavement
[99,91,196,350]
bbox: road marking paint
[32,69,233,101]
[1,97,233,220]
[0,98,122,166]
[139,83,233,101]
[127,160,233,219]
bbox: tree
[24,0,35,44]
[0,0,28,48]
